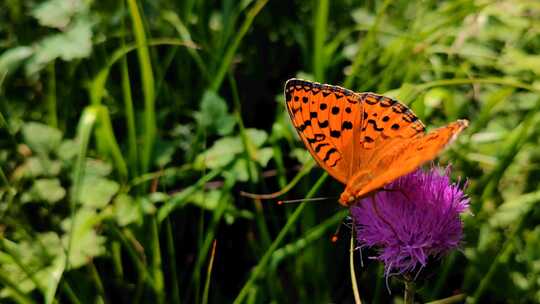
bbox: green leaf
[489,190,540,228]
[25,18,93,75]
[0,233,64,300]
[24,178,66,204]
[61,208,106,269]
[31,0,86,29]
[195,90,236,136]
[186,189,222,210]
[14,156,62,179]
[84,159,112,177]
[245,128,268,147]
[113,194,141,226]
[255,147,273,167]
[0,46,33,76]
[195,136,243,169]
[57,139,79,161]
[22,122,62,154]
[78,176,119,208]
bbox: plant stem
[404,280,415,304]
[349,235,362,304]
[232,173,328,304]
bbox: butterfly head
[339,189,358,207]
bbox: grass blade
[209,0,269,91]
[127,0,156,173]
[232,173,328,304]
[313,0,329,82]
[202,240,217,304]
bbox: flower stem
[404,279,415,304]
[349,235,362,304]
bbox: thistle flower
[350,166,469,278]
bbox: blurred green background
[0,0,539,303]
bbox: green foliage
[0,0,539,303]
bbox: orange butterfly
[284,78,468,207]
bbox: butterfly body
[284,78,468,207]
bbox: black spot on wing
[330,130,341,138]
[286,92,292,101]
[367,119,384,131]
[323,148,338,162]
[342,121,353,130]
[314,143,328,152]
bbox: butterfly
[284,78,468,207]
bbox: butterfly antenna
[277,196,336,205]
[331,222,342,243]
[331,215,353,243]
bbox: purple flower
[350,165,469,278]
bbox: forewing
[284,78,362,184]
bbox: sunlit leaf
[22,178,66,204]
[113,193,141,226]
[61,208,106,269]
[78,176,119,208]
[22,122,62,154]
[0,47,33,75]
[195,90,236,136]
[25,19,93,75]
[31,0,86,29]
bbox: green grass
[0,0,539,303]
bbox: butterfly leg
[370,195,401,240]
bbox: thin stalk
[468,235,517,303]
[202,240,217,304]
[344,0,392,89]
[229,72,271,248]
[127,0,156,173]
[210,0,269,91]
[162,11,209,80]
[157,168,223,222]
[191,180,232,302]
[269,209,348,267]
[426,294,466,304]
[46,63,57,128]
[96,106,129,181]
[430,252,457,299]
[150,218,165,304]
[232,173,328,304]
[350,235,362,304]
[0,110,18,148]
[416,78,540,94]
[120,57,139,178]
[120,5,139,179]
[373,264,384,304]
[165,219,181,304]
[404,280,415,304]
[112,241,124,278]
[313,0,329,82]
[61,281,82,304]
[89,262,106,302]
[66,107,98,270]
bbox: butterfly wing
[340,119,468,205]
[284,79,468,206]
[284,79,363,184]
